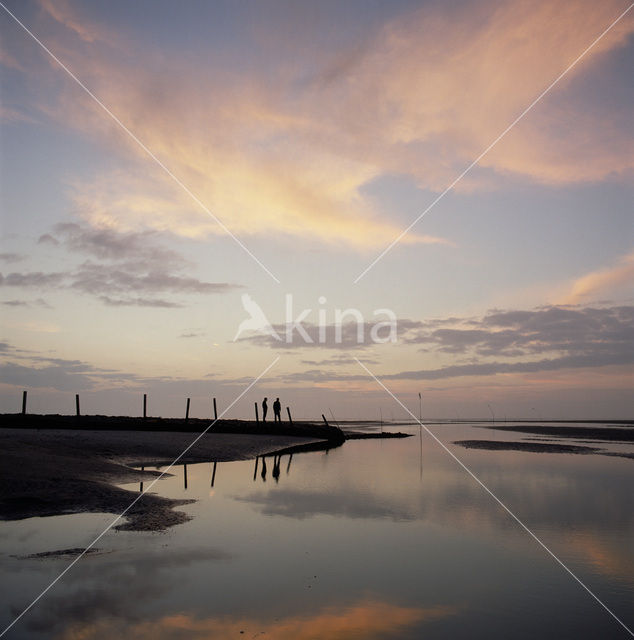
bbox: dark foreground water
[1,423,633,639]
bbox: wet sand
[454,423,634,459]
[0,426,333,531]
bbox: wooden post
[21,390,27,415]
[322,414,329,427]
[211,461,218,487]
[253,456,259,481]
[75,394,80,417]
[254,402,259,424]
[213,397,218,420]
[286,454,293,474]
[185,398,191,421]
[184,464,188,490]
[286,406,293,425]
[143,393,147,419]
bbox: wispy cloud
[2,222,242,306]
[562,252,634,304]
[23,0,631,249]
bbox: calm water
[1,423,633,639]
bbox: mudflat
[0,426,329,531]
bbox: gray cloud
[383,352,634,381]
[405,306,634,359]
[300,355,380,366]
[37,233,59,246]
[1,297,51,308]
[46,222,185,269]
[2,299,28,307]
[71,261,237,297]
[6,222,243,306]
[99,295,183,308]
[277,305,634,382]
[0,361,101,391]
[240,319,415,350]
[0,252,25,263]
[0,271,66,287]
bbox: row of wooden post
[143,394,219,421]
[20,391,295,423]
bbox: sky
[1,0,633,420]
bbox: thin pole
[211,461,217,487]
[184,464,188,490]
[21,390,27,415]
[286,406,293,425]
[75,394,80,417]
[255,402,259,424]
[213,397,218,420]
[143,394,147,419]
[322,414,329,427]
[185,398,191,421]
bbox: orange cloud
[302,0,633,188]
[563,252,634,304]
[56,600,455,640]
[20,0,634,246]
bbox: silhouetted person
[273,397,281,422]
[262,397,268,422]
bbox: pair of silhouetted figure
[262,397,282,422]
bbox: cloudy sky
[1,0,632,420]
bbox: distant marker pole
[213,397,218,421]
[255,402,259,424]
[286,406,293,426]
[185,398,191,422]
[75,394,80,417]
[143,394,147,419]
[21,390,27,415]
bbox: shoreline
[1,421,411,532]
[0,426,338,531]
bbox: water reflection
[2,424,632,640]
[54,600,456,640]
